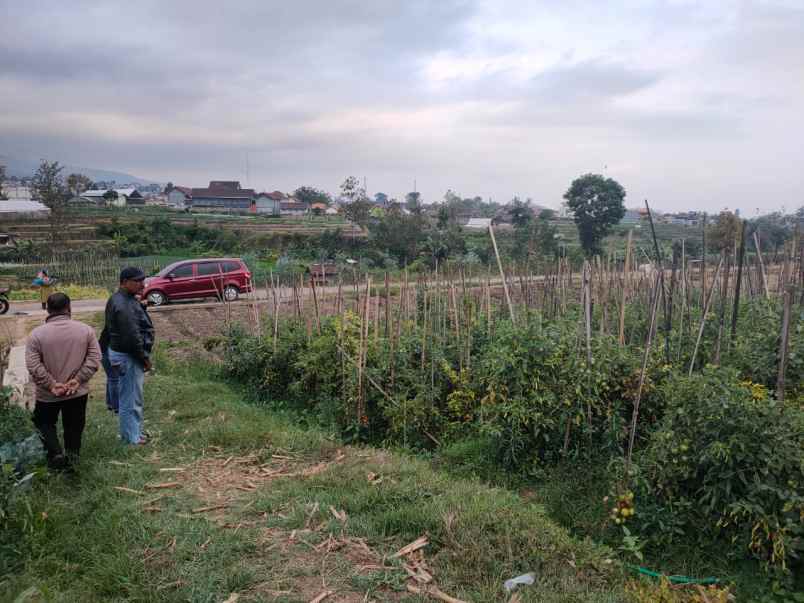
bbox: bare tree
[67,173,93,197]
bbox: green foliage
[96,216,241,257]
[223,292,803,581]
[31,159,67,212]
[563,173,626,257]
[630,368,804,571]
[0,386,32,443]
[707,211,742,252]
[366,211,429,267]
[293,185,332,206]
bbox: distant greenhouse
[0,200,50,219]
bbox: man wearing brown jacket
[25,292,101,471]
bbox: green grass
[1,351,629,602]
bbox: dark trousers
[32,395,88,464]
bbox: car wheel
[147,291,167,306]
[223,285,239,302]
[0,298,8,315]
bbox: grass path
[3,356,631,602]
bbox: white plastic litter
[504,572,536,592]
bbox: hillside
[0,154,159,186]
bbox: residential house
[325,206,339,216]
[668,212,701,226]
[280,199,309,216]
[310,202,329,215]
[191,181,256,212]
[167,186,193,210]
[252,192,281,215]
[620,210,642,225]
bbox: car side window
[223,261,240,273]
[197,262,221,276]
[170,264,193,278]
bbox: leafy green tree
[708,211,742,252]
[342,198,373,227]
[436,205,450,230]
[508,197,534,229]
[752,212,790,255]
[32,160,68,242]
[405,191,422,214]
[563,173,626,256]
[374,192,388,206]
[294,186,332,206]
[367,212,428,267]
[539,208,556,221]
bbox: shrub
[631,368,804,571]
[0,386,33,443]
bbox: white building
[71,188,145,207]
[0,200,50,219]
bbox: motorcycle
[0,286,9,315]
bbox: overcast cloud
[1,0,803,214]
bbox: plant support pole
[489,223,516,324]
[626,271,662,468]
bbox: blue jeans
[101,349,120,413]
[109,350,145,444]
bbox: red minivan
[142,258,252,306]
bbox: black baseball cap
[119,267,146,282]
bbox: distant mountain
[0,154,159,186]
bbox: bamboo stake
[626,271,662,468]
[730,220,747,342]
[753,231,770,300]
[776,285,794,402]
[310,272,321,335]
[688,257,724,376]
[701,213,708,306]
[489,223,516,324]
[582,261,594,426]
[619,230,633,346]
[713,249,732,365]
[384,271,390,337]
[270,271,279,354]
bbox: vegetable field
[222,229,803,593]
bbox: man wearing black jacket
[101,267,154,445]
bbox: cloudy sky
[1,0,803,214]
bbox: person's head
[46,292,70,316]
[119,266,146,294]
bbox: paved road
[2,273,564,318]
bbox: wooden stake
[730,220,747,342]
[626,271,662,468]
[776,285,794,402]
[688,257,724,376]
[753,230,770,300]
[489,224,515,324]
